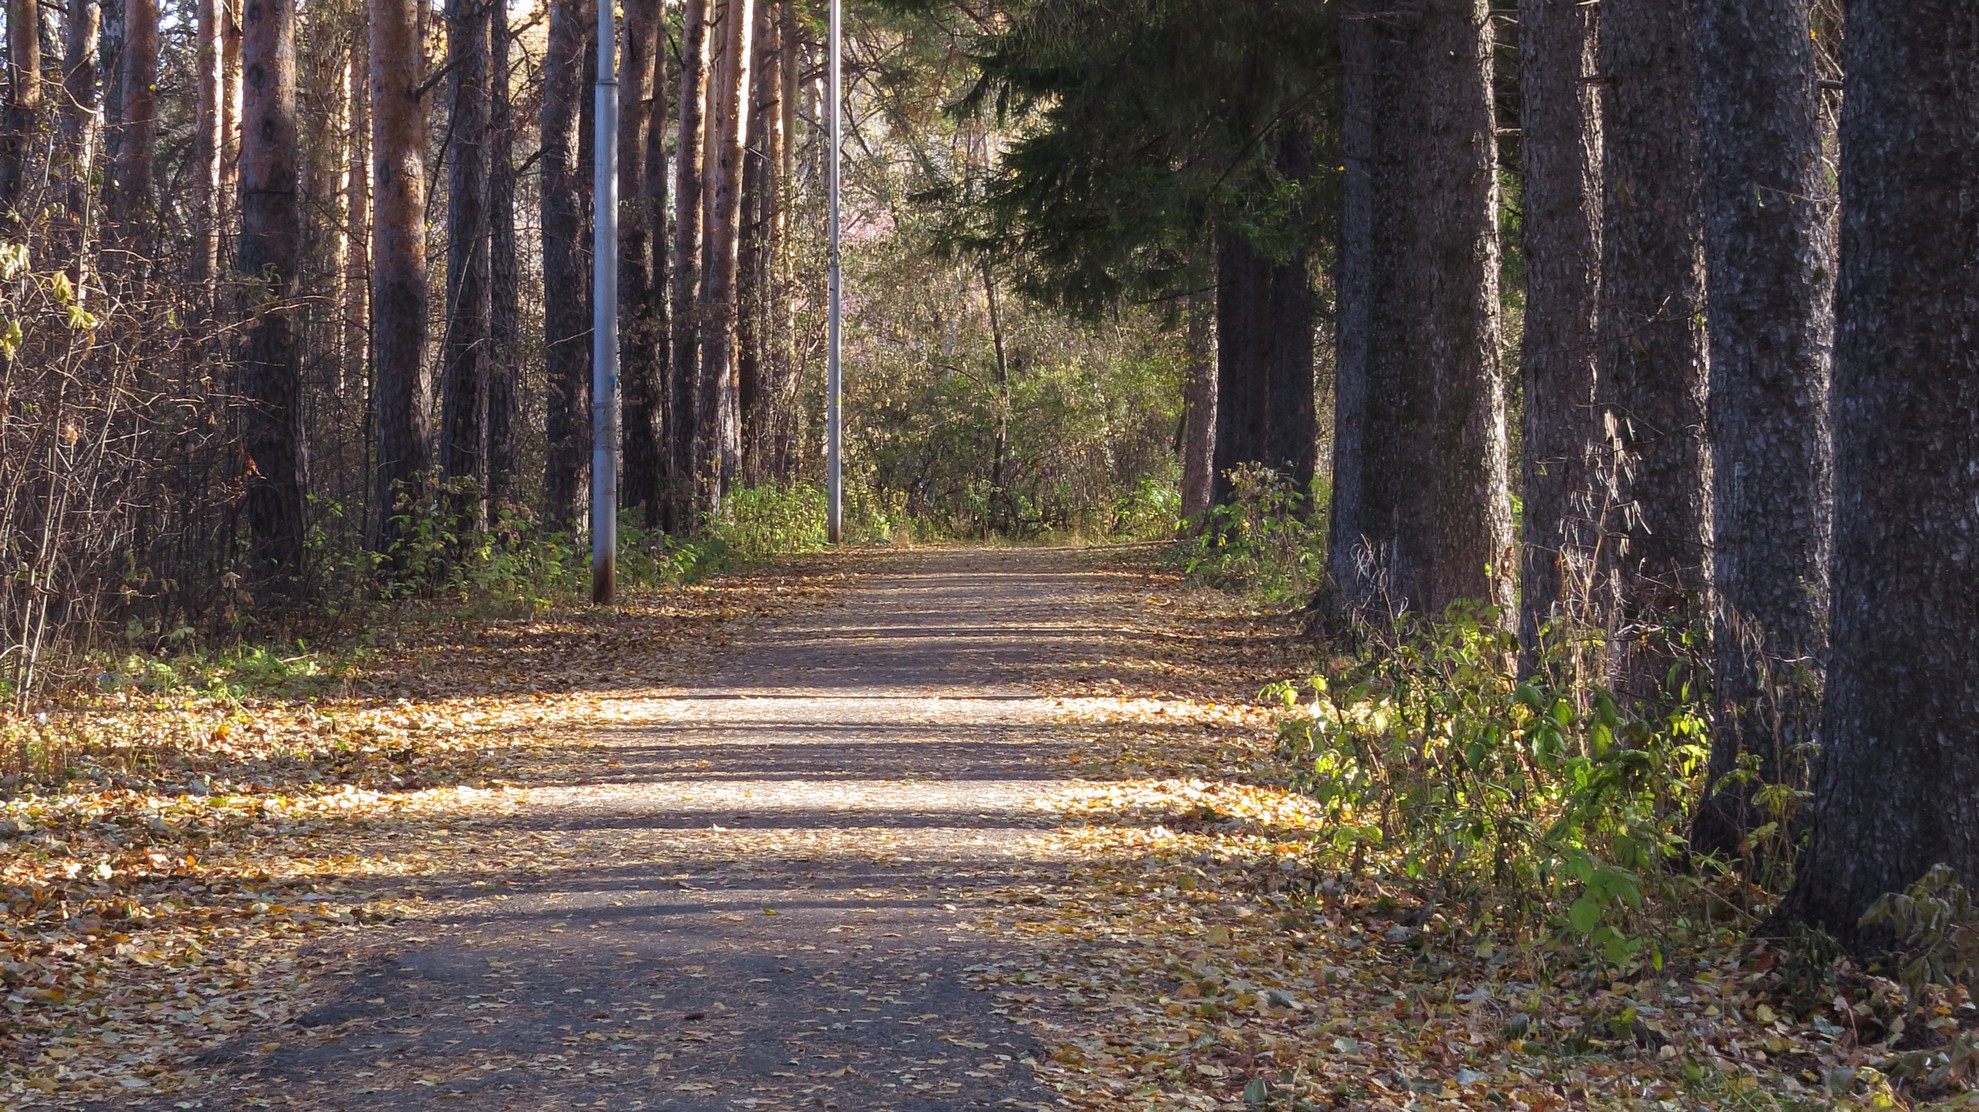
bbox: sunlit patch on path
[144,547,1185,1111]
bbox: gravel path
[172,547,1146,1112]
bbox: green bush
[1272,603,1712,969]
[705,483,831,561]
[1176,464,1327,603]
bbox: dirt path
[157,547,1168,1112]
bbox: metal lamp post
[592,0,621,603]
[826,0,843,544]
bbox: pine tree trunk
[0,0,39,228]
[192,0,224,294]
[223,0,243,217]
[737,0,778,484]
[439,0,491,531]
[1326,1,1379,600]
[1516,0,1603,650]
[668,0,712,532]
[1401,0,1510,618]
[487,3,519,515]
[617,0,665,523]
[540,0,594,531]
[1778,0,1979,952]
[1689,0,1834,858]
[636,0,673,525]
[694,0,752,516]
[1594,0,1711,701]
[1330,1,1509,620]
[1179,287,1217,521]
[115,0,157,274]
[369,0,431,553]
[344,34,371,404]
[236,0,305,585]
[55,0,98,279]
[1210,143,1317,516]
[766,0,798,482]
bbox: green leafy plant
[1273,603,1711,968]
[1176,464,1327,604]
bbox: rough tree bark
[192,0,225,292]
[617,0,665,523]
[1210,128,1317,513]
[54,0,99,277]
[1778,0,1979,952]
[1689,0,1834,858]
[115,0,158,273]
[668,0,711,528]
[1516,0,1603,650]
[1397,0,1511,618]
[737,0,781,483]
[1179,287,1217,521]
[236,0,306,584]
[1594,0,1711,701]
[634,0,672,524]
[0,0,39,227]
[368,0,431,553]
[540,0,594,530]
[1329,0,1509,621]
[696,0,752,515]
[343,33,371,400]
[765,0,800,481]
[487,1,519,513]
[439,0,491,530]
[1326,0,1379,600]
[223,0,243,216]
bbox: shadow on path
[153,547,1152,1112]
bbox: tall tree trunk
[0,0,39,227]
[1209,129,1317,515]
[667,0,710,529]
[617,0,665,522]
[54,0,98,279]
[1179,287,1217,521]
[369,0,431,553]
[540,0,593,530]
[1326,1,1379,601]
[114,0,156,276]
[439,0,491,531]
[1778,0,1979,953]
[695,0,751,516]
[766,0,798,481]
[486,1,519,514]
[99,0,123,189]
[222,0,243,221]
[1594,0,1711,701]
[236,0,305,585]
[192,0,224,294]
[634,0,672,525]
[1396,0,1509,618]
[1689,0,1835,858]
[983,260,1012,523]
[1329,0,1508,620]
[1516,0,1603,651]
[344,33,371,402]
[736,0,778,484]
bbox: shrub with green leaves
[1271,604,1712,968]
[1176,464,1327,604]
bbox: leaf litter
[4,546,1973,1110]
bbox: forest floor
[1,545,1939,1110]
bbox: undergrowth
[1174,464,1328,604]
[1167,473,1979,1107]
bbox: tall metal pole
[825,0,843,544]
[591,0,621,602]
